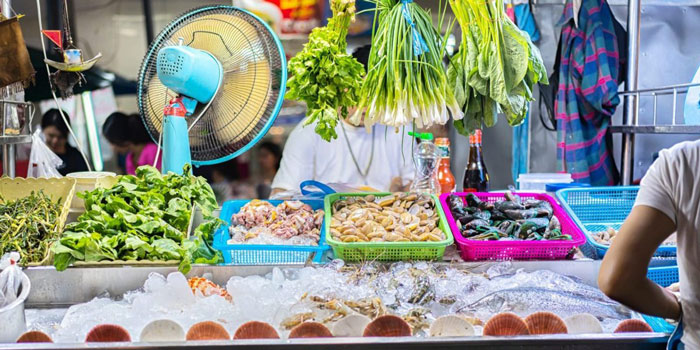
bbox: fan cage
[137,5,286,165]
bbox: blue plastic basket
[642,266,680,333]
[213,199,330,265]
[556,186,676,259]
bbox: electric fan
[137,5,286,174]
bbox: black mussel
[473,210,491,221]
[464,219,491,231]
[545,216,561,233]
[517,218,549,238]
[497,220,519,236]
[448,195,465,211]
[490,209,508,221]
[504,208,539,220]
[523,199,545,209]
[478,201,495,211]
[462,229,479,238]
[465,193,482,208]
[504,191,521,204]
[495,200,525,212]
[457,214,475,225]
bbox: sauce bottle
[435,137,456,194]
[462,129,490,192]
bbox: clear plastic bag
[28,129,63,178]
[0,252,22,308]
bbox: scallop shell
[363,315,412,337]
[429,315,475,337]
[525,312,568,335]
[614,319,653,333]
[16,331,53,343]
[288,322,333,338]
[564,314,603,334]
[139,319,185,342]
[85,324,132,342]
[234,321,280,340]
[482,313,529,336]
[186,321,230,341]
[332,315,372,337]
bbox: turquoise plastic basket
[556,186,676,259]
[213,199,330,265]
[642,266,680,333]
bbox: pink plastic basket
[439,192,586,261]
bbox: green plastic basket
[324,193,454,262]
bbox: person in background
[271,45,414,194]
[256,141,282,199]
[598,139,700,350]
[102,112,161,175]
[40,109,88,176]
[211,159,255,203]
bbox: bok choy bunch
[286,0,365,142]
[353,0,463,129]
[448,0,548,136]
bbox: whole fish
[454,287,632,320]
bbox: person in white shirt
[599,140,700,350]
[271,45,415,193]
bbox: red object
[265,0,320,34]
[41,30,63,49]
[163,97,187,117]
[435,137,456,194]
[462,129,489,192]
[439,192,586,261]
[0,160,29,177]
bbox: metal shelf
[611,125,700,134]
[0,135,31,145]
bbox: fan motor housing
[156,45,222,103]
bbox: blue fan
[137,5,287,173]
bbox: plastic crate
[324,193,454,262]
[213,200,330,265]
[642,266,680,333]
[556,186,677,259]
[439,192,586,261]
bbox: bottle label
[437,145,450,158]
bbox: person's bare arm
[598,205,681,320]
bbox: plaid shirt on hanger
[555,0,620,186]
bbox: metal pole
[142,0,154,45]
[1,0,10,18]
[2,145,16,178]
[620,0,641,185]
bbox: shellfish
[16,331,53,343]
[139,319,185,342]
[429,315,475,337]
[613,319,653,333]
[563,314,603,334]
[288,322,333,338]
[85,324,132,342]
[363,315,412,337]
[332,315,372,337]
[482,313,529,336]
[186,321,230,341]
[525,312,568,335]
[188,277,232,302]
[234,321,280,339]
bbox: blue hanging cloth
[400,0,429,56]
[514,4,540,42]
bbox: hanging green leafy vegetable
[353,0,462,129]
[286,0,365,142]
[448,0,548,136]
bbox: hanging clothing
[555,0,621,186]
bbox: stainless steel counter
[2,261,669,350]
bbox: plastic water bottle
[409,132,440,195]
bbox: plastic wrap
[28,129,63,178]
[0,252,22,308]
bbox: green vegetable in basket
[0,190,63,264]
[52,165,223,273]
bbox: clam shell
[363,315,412,337]
[139,319,185,342]
[482,313,529,336]
[288,322,333,338]
[16,331,53,343]
[85,324,132,342]
[332,315,372,337]
[429,315,475,337]
[186,321,230,341]
[234,321,280,340]
[525,312,568,335]
[614,319,653,333]
[564,314,603,334]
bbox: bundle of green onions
[448,0,548,136]
[286,0,365,142]
[353,0,462,129]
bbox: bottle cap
[408,131,434,141]
[472,129,482,144]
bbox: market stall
[0,0,688,348]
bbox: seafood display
[329,193,446,243]
[592,227,676,246]
[30,262,648,343]
[446,193,571,241]
[228,200,324,246]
